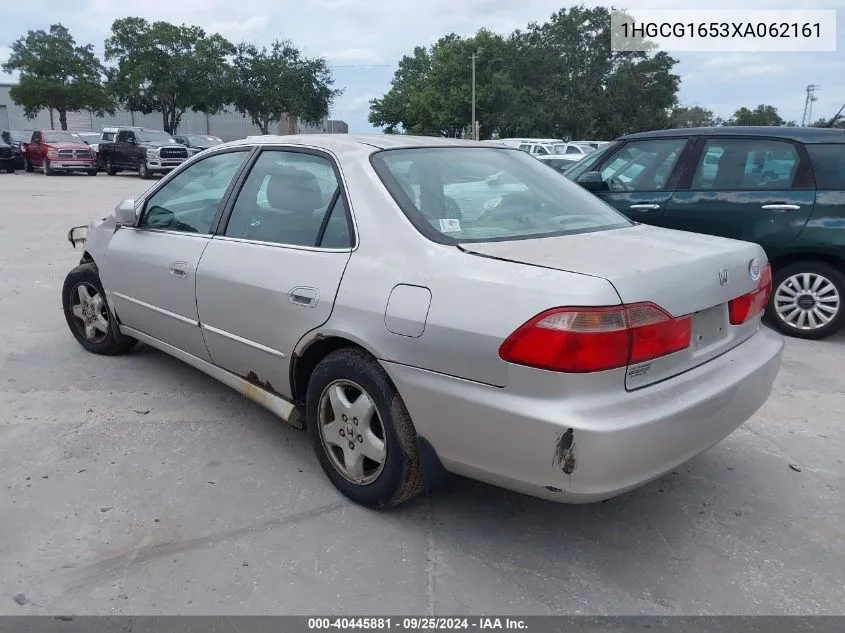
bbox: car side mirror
[575,171,609,192]
[115,199,138,226]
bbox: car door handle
[169,262,188,278]
[629,204,661,210]
[761,204,801,211]
[289,287,319,307]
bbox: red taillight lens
[729,263,772,325]
[499,302,692,373]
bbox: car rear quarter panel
[306,152,622,388]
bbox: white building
[0,83,348,140]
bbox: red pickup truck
[24,130,98,176]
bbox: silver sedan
[62,135,784,508]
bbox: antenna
[802,84,820,126]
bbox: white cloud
[207,16,269,39]
[322,48,384,65]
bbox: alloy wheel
[69,282,110,343]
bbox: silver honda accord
[62,134,784,508]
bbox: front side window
[224,150,351,248]
[690,138,800,190]
[371,146,632,243]
[140,150,248,233]
[806,144,845,190]
[597,138,687,191]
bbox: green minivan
[566,126,845,340]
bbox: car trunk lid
[460,224,768,390]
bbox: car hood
[459,223,766,318]
[141,142,187,149]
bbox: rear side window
[102,132,115,141]
[806,144,845,190]
[691,138,799,190]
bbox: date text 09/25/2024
[308,618,528,630]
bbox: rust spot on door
[553,428,576,474]
[245,371,280,397]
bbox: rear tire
[306,348,424,508]
[62,262,137,355]
[767,261,845,340]
[24,156,32,172]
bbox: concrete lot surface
[0,172,843,615]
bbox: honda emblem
[719,268,729,286]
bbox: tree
[724,104,784,126]
[669,106,718,128]
[230,40,340,135]
[369,6,680,140]
[104,17,234,134]
[1,24,112,130]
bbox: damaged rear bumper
[381,326,784,503]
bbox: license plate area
[692,304,727,350]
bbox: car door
[119,130,138,167]
[100,149,253,361]
[29,131,42,166]
[195,147,354,399]
[664,136,816,247]
[587,137,693,226]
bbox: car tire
[105,159,116,176]
[138,162,151,180]
[6,167,14,174]
[87,169,97,176]
[306,348,425,508]
[62,262,137,355]
[42,158,52,176]
[767,261,845,340]
[24,156,32,172]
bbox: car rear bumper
[382,325,784,503]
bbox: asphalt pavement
[0,171,843,615]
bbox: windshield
[371,147,632,244]
[43,132,81,143]
[187,135,223,148]
[138,130,177,143]
[78,133,100,142]
[10,131,32,142]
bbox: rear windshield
[370,147,632,244]
[806,144,845,190]
[43,132,80,143]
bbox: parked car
[62,135,783,508]
[0,138,18,173]
[98,126,189,179]
[536,154,581,174]
[173,134,224,155]
[566,126,845,340]
[23,130,97,176]
[1,129,32,170]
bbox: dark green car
[566,126,845,340]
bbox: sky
[1,0,844,134]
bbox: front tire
[24,156,32,172]
[42,158,52,176]
[62,263,137,355]
[306,348,424,508]
[138,161,151,180]
[6,167,14,174]
[767,261,845,340]
[87,169,97,176]
[105,159,116,176]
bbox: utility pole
[470,47,483,141]
[802,84,820,126]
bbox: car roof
[620,126,845,144]
[228,134,502,156]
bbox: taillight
[499,302,692,373]
[729,263,772,325]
